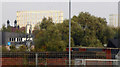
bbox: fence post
[82,59,86,67]
[36,53,38,67]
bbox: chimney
[14,20,17,28]
[7,20,10,27]
[17,25,19,29]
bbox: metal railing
[1,52,120,66]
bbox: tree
[40,17,54,30]
[1,24,11,32]
[18,45,27,52]
[10,45,17,52]
[118,28,120,38]
[71,20,84,45]
[103,26,115,43]
[34,30,47,51]
[34,17,69,51]
[71,12,115,47]
[33,12,117,51]
[114,27,120,39]
[1,23,26,34]
[2,46,9,52]
[57,20,69,46]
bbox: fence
[1,52,120,66]
[75,59,120,66]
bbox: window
[19,38,21,41]
[14,38,15,41]
[17,38,19,42]
[21,38,22,41]
[11,38,13,42]
[9,38,11,41]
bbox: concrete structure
[17,10,63,31]
[109,14,118,27]
[1,32,33,46]
[2,32,26,45]
[26,24,32,34]
[118,14,120,27]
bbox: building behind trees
[17,10,63,31]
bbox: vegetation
[33,17,69,51]
[33,12,118,51]
[71,12,116,47]
[9,45,17,52]
[18,45,28,52]
[2,45,29,52]
[1,24,26,34]
[2,46,9,52]
[1,12,119,52]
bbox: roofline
[67,47,120,49]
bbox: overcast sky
[0,0,118,28]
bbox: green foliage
[103,26,116,43]
[1,24,11,32]
[40,17,54,30]
[81,35,103,47]
[114,27,120,38]
[18,45,27,52]
[10,45,17,52]
[71,20,84,45]
[2,46,9,52]
[1,24,26,34]
[34,17,69,51]
[118,28,120,38]
[33,12,117,51]
[71,12,115,47]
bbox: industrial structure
[1,20,33,46]
[17,10,63,31]
[2,32,26,45]
[109,14,118,27]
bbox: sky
[0,0,119,28]
[72,2,118,24]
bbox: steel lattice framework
[17,10,63,31]
[109,14,118,27]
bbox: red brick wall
[46,58,66,65]
[2,58,67,66]
[2,58,23,65]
